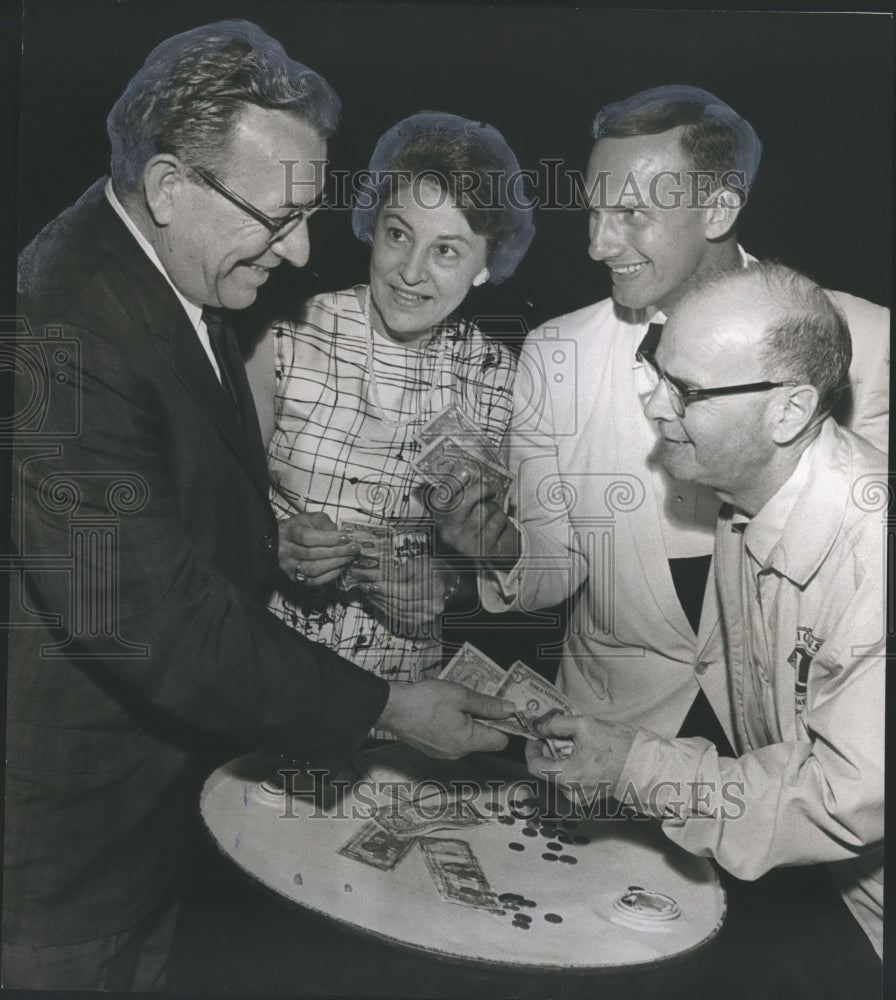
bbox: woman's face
[369,179,489,343]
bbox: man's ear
[770,384,819,445]
[703,187,743,241]
[142,154,188,227]
[471,267,490,288]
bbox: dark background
[10,3,894,995]
[18,0,893,338]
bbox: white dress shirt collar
[105,179,220,379]
[104,178,204,335]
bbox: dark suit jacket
[6,180,389,946]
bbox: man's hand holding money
[525,713,639,800]
[376,680,516,759]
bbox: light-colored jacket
[482,278,888,735]
[617,420,886,956]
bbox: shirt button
[695,660,710,676]
[674,495,683,504]
[261,533,275,550]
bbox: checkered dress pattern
[266,286,516,682]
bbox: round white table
[200,747,725,973]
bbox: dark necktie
[636,321,664,360]
[202,307,244,426]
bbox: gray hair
[107,20,340,191]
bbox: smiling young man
[437,84,889,743]
[5,21,512,990]
[528,261,885,966]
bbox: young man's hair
[592,84,762,203]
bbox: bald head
[644,261,851,514]
[683,262,852,416]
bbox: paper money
[495,659,578,718]
[440,645,574,759]
[337,821,418,870]
[413,437,513,507]
[475,709,542,741]
[437,641,505,695]
[417,403,503,466]
[495,660,576,760]
[340,520,394,571]
[341,520,410,587]
[418,836,502,911]
[339,520,435,589]
[371,798,487,840]
[475,717,574,760]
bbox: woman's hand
[348,556,461,636]
[432,469,520,566]
[278,512,361,586]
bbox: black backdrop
[8,6,894,992]
[18,0,892,337]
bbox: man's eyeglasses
[190,165,327,247]
[638,349,796,418]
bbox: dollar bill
[495,659,577,717]
[437,641,505,695]
[495,660,576,760]
[338,520,396,588]
[340,520,394,568]
[418,836,502,911]
[417,403,503,466]
[337,820,418,871]
[439,645,574,759]
[473,716,573,761]
[413,437,513,507]
[391,524,432,563]
[475,709,542,741]
[339,520,436,589]
[371,798,488,840]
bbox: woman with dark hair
[247,112,534,687]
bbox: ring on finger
[295,562,306,582]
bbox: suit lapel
[91,185,271,498]
[167,311,270,496]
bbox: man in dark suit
[4,20,511,990]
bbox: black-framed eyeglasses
[637,349,796,418]
[190,165,327,246]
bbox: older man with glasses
[529,260,885,973]
[5,19,512,991]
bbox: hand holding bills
[414,437,513,508]
[339,519,432,590]
[438,644,575,760]
[414,405,520,563]
[413,403,514,509]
